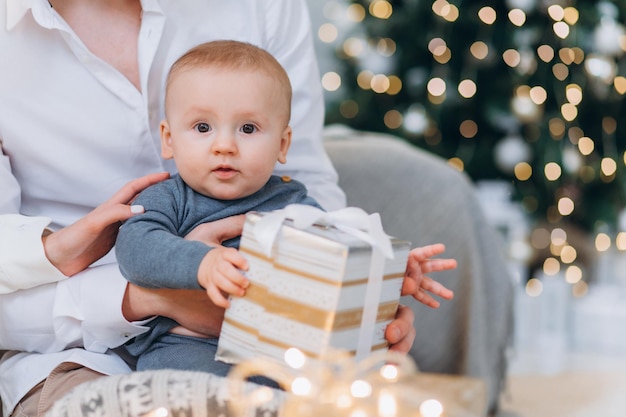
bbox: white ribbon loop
[252,204,394,259]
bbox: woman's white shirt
[0,0,345,414]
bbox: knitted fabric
[45,370,284,417]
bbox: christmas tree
[319,0,626,238]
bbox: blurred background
[306,0,626,376]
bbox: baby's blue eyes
[195,122,211,133]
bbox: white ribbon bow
[252,204,394,259]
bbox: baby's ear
[160,120,174,159]
[277,126,292,164]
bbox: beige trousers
[10,363,104,417]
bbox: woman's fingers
[105,172,170,206]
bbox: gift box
[216,205,411,365]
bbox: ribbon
[252,204,394,259]
[251,204,396,359]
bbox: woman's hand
[385,305,416,354]
[42,172,170,276]
[402,243,456,308]
[184,214,246,246]
[384,244,456,354]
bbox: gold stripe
[243,284,399,330]
[240,246,404,287]
[223,316,258,336]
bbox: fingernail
[130,205,144,214]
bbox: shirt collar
[7,0,33,31]
[6,0,163,31]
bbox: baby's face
[160,67,291,200]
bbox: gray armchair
[323,127,514,414]
[4,128,514,417]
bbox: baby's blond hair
[165,40,292,121]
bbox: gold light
[321,72,341,92]
[537,45,555,62]
[458,79,477,98]
[544,162,562,181]
[369,0,393,19]
[508,9,526,27]
[578,137,594,155]
[478,6,496,25]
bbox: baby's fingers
[206,284,231,309]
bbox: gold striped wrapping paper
[216,211,411,365]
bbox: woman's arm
[262,0,346,211]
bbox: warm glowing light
[441,3,460,22]
[470,41,489,60]
[387,75,402,95]
[553,21,570,39]
[514,162,532,181]
[526,278,543,296]
[459,119,478,138]
[544,162,562,181]
[561,103,578,121]
[565,265,582,284]
[565,84,583,105]
[378,391,398,417]
[356,70,373,90]
[563,7,579,25]
[537,45,555,62]
[458,79,477,98]
[553,63,569,80]
[615,76,626,94]
[346,4,366,22]
[343,37,366,57]
[350,380,372,398]
[549,117,569,137]
[543,257,561,276]
[557,197,574,216]
[551,228,567,246]
[369,0,393,19]
[478,6,496,24]
[427,77,446,96]
[284,347,306,369]
[448,157,464,171]
[380,364,400,381]
[321,72,341,92]
[529,86,547,104]
[419,399,444,417]
[384,110,403,129]
[502,49,521,67]
[434,47,452,64]
[370,74,390,93]
[601,157,617,176]
[578,137,594,155]
[596,233,611,252]
[547,5,565,21]
[318,23,338,43]
[508,9,526,27]
[428,38,446,54]
[572,280,588,298]
[560,245,577,263]
[291,377,312,396]
[617,232,626,250]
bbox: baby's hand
[403,243,456,308]
[197,246,249,308]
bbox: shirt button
[281,175,291,182]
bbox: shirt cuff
[0,214,67,293]
[54,263,150,353]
